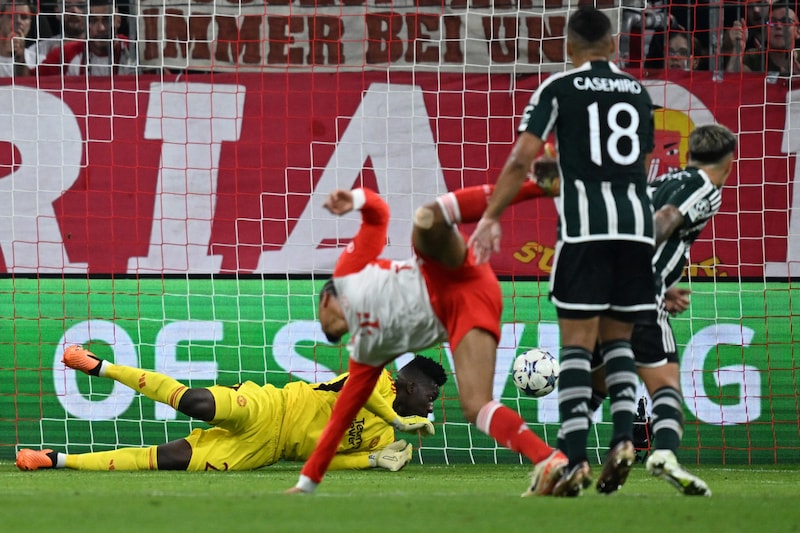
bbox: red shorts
[418,244,502,352]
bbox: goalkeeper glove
[391,415,435,435]
[368,440,413,472]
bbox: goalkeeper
[16,345,446,472]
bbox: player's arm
[326,188,390,276]
[328,440,413,472]
[327,452,372,470]
[654,204,684,248]
[314,370,405,425]
[654,177,717,247]
[315,370,400,424]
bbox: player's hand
[323,189,354,215]
[664,287,691,315]
[468,216,501,265]
[368,440,413,471]
[284,487,309,495]
[392,415,435,436]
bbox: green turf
[2,461,799,533]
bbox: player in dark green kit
[638,124,735,496]
[571,124,735,497]
[469,5,656,497]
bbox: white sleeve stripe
[351,188,367,211]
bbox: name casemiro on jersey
[573,76,643,94]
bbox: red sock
[437,181,545,225]
[476,400,552,464]
[300,360,383,483]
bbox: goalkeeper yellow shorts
[184,381,285,471]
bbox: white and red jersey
[36,36,135,76]
[333,188,447,366]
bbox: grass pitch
[2,461,798,533]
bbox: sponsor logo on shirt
[347,417,366,448]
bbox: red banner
[0,71,795,277]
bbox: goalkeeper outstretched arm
[327,440,414,472]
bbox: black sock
[601,340,637,446]
[557,346,592,466]
[651,386,684,452]
[45,450,58,468]
[86,355,103,377]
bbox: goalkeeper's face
[318,292,348,344]
[393,373,440,418]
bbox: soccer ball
[512,348,560,398]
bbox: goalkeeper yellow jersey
[278,369,398,468]
[186,368,400,471]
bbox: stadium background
[0,1,798,465]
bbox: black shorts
[631,296,678,366]
[590,295,677,369]
[549,240,657,323]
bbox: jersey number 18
[587,101,640,167]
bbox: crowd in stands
[0,0,134,77]
[631,1,800,76]
[2,0,799,78]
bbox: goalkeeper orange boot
[16,449,55,471]
[596,439,636,494]
[522,449,568,497]
[62,345,102,375]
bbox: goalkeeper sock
[601,340,637,445]
[300,360,384,484]
[476,400,552,464]
[557,346,592,465]
[64,447,158,471]
[436,181,545,226]
[650,386,684,452]
[48,451,62,468]
[105,364,188,410]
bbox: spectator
[37,0,134,76]
[726,1,800,75]
[746,0,770,51]
[645,30,708,71]
[34,0,88,64]
[0,0,35,77]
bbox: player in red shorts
[287,178,567,496]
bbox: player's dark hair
[319,278,342,344]
[567,5,612,45]
[687,124,737,165]
[400,355,447,387]
[319,278,337,302]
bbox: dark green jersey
[649,166,722,294]
[519,60,655,244]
